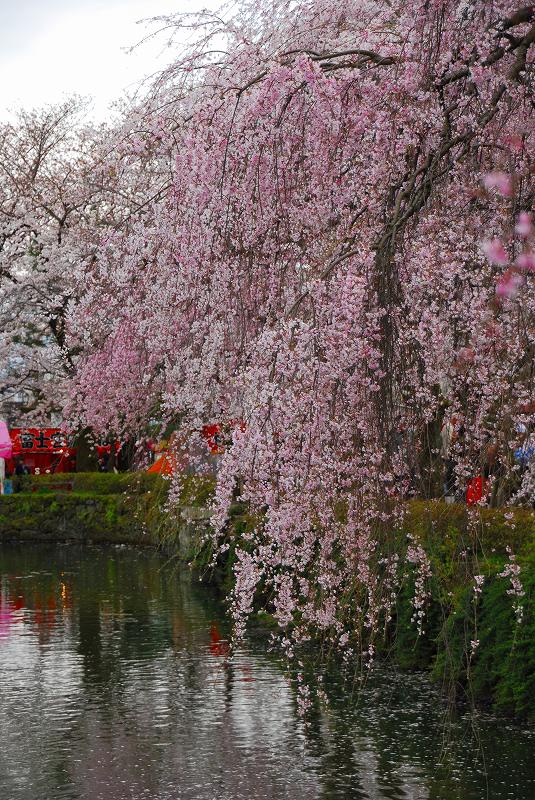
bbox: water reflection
[0,543,533,800]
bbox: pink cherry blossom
[515,212,533,238]
[483,171,513,197]
[456,347,475,365]
[3,0,534,673]
[482,239,509,266]
[60,0,535,657]
[496,270,523,299]
[516,252,535,272]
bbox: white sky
[0,0,216,120]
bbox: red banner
[8,428,76,474]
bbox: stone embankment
[0,472,211,551]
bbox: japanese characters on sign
[13,429,68,451]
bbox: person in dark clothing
[14,458,25,492]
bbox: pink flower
[516,251,535,272]
[457,346,475,364]
[482,238,509,266]
[483,171,513,197]
[496,269,523,299]
[503,135,524,153]
[515,212,533,238]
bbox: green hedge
[404,499,535,557]
[14,471,166,495]
[14,471,215,503]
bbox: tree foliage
[4,1,535,654]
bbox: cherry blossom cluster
[56,1,535,654]
[498,546,526,623]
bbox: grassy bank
[0,473,170,545]
[390,502,535,719]
[191,497,535,720]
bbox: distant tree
[0,97,166,428]
[0,99,100,422]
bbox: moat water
[0,542,534,800]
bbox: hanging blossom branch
[62,1,535,665]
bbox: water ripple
[0,542,534,800]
